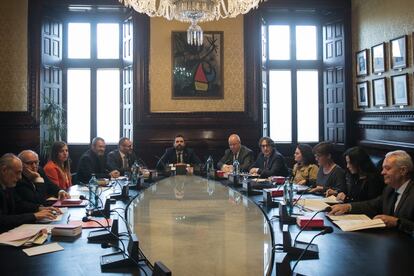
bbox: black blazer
[107,150,138,175]
[156,147,201,170]
[250,149,289,178]
[217,145,254,171]
[77,149,110,183]
[15,167,60,206]
[0,187,37,233]
[351,180,414,234]
[345,172,384,202]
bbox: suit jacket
[77,149,110,183]
[107,150,138,175]
[0,186,37,233]
[351,180,414,234]
[250,149,289,178]
[15,167,60,206]
[156,147,201,170]
[43,161,72,190]
[217,145,254,171]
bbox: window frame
[263,14,323,147]
[62,11,124,145]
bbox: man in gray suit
[329,150,414,234]
[217,134,254,173]
[107,137,138,176]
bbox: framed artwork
[357,81,369,107]
[390,35,407,70]
[371,43,386,74]
[372,78,387,106]
[391,74,408,105]
[356,49,368,77]
[171,31,223,99]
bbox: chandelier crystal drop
[119,0,264,46]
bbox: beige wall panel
[149,16,244,113]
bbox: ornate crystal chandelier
[119,0,264,46]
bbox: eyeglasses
[260,144,271,148]
[24,160,39,165]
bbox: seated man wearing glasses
[15,150,69,206]
[0,153,60,233]
[249,137,289,178]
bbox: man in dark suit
[217,134,254,172]
[107,137,138,176]
[0,153,58,233]
[249,137,289,178]
[15,150,69,206]
[77,137,120,183]
[156,134,201,171]
[330,150,414,234]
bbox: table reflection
[127,175,272,276]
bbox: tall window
[65,17,123,145]
[263,21,321,144]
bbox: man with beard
[77,137,120,183]
[249,137,289,178]
[107,137,138,176]
[156,134,201,171]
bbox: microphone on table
[283,206,332,260]
[291,226,334,273]
[79,195,119,242]
[155,155,169,175]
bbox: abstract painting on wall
[172,31,223,99]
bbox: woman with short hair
[309,141,346,196]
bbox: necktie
[177,151,183,163]
[390,191,399,215]
[264,157,268,169]
[123,156,129,170]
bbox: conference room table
[0,175,413,276]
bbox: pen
[66,214,71,224]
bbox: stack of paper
[327,214,386,231]
[0,227,48,247]
[51,224,82,237]
[296,199,330,211]
[322,195,343,204]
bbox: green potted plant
[40,95,66,162]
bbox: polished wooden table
[126,175,273,276]
[1,176,414,276]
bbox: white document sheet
[22,242,64,256]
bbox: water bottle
[206,156,214,179]
[87,174,98,211]
[232,159,240,175]
[131,161,139,186]
[283,179,293,215]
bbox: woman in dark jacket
[336,146,384,202]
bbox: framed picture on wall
[391,74,408,105]
[357,81,369,107]
[371,43,386,74]
[171,31,224,99]
[356,49,368,77]
[372,78,387,106]
[390,35,407,70]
